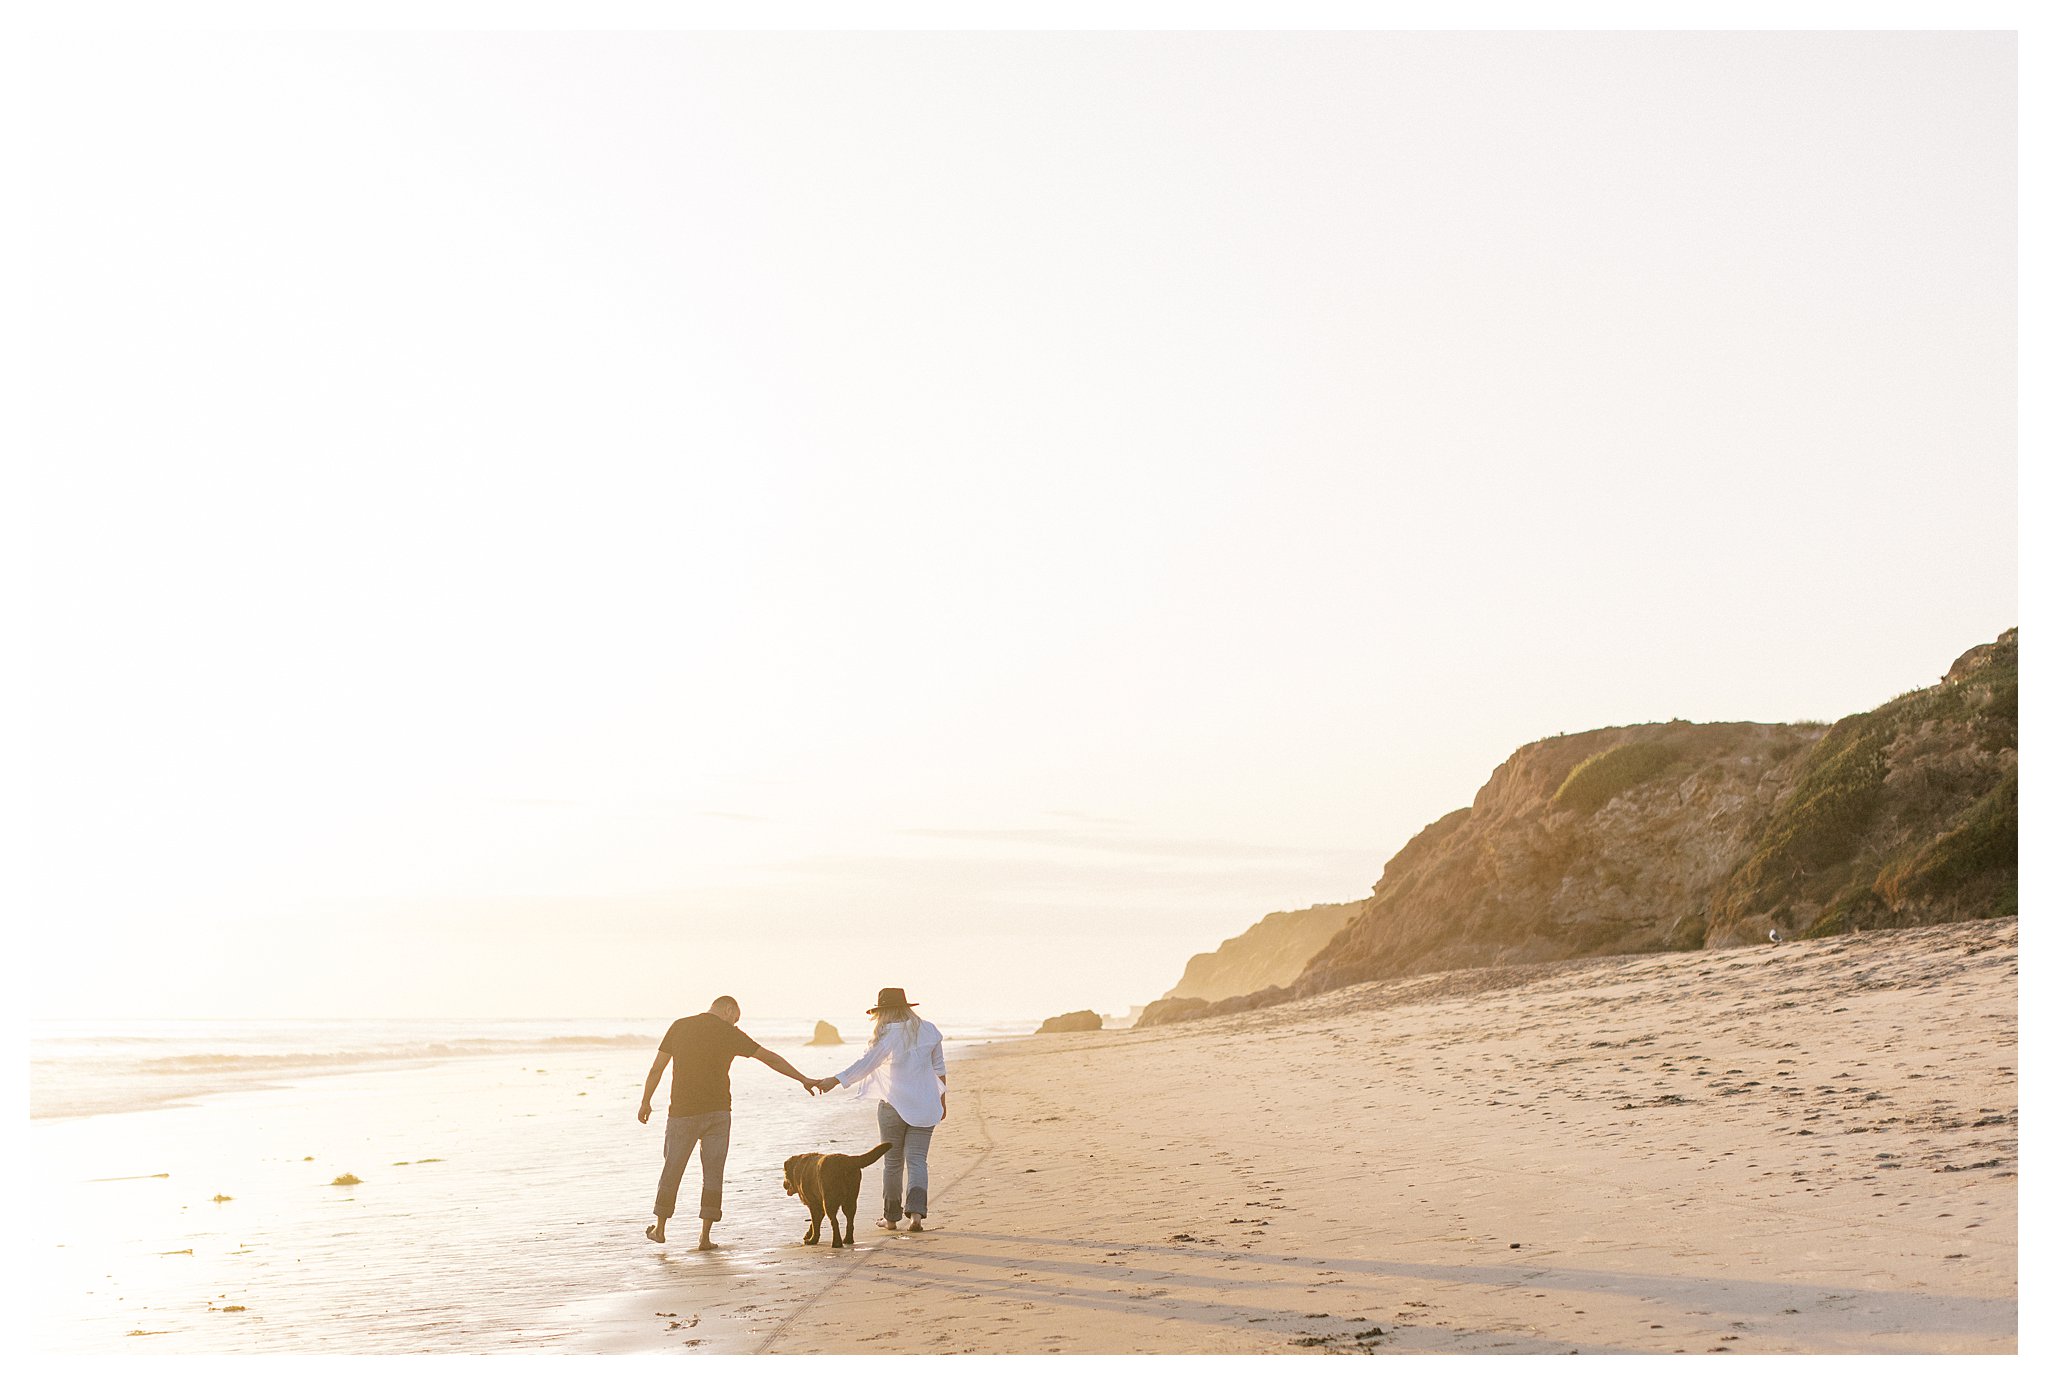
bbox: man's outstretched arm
[638,1050,671,1123]
[752,1046,823,1092]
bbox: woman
[814,986,946,1232]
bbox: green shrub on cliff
[1716,630,2017,930]
[1876,768,2018,909]
[1716,714,1899,922]
[1552,740,1683,814]
[1806,884,1882,938]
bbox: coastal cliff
[1140,630,2017,1027]
[1161,902,1363,1004]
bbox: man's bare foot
[694,1239,721,1252]
[645,1222,666,1244]
[907,1217,925,1233]
[876,1218,898,1231]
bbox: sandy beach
[748,916,2017,1354]
[33,918,2016,1355]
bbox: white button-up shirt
[834,1019,947,1127]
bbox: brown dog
[782,1143,891,1247]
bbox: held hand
[813,1077,840,1094]
[637,1102,652,1125]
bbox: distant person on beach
[811,987,947,1233]
[638,995,821,1250]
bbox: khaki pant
[654,1110,731,1221]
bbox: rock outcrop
[1161,902,1364,1003]
[806,1021,843,1046]
[1036,1010,1104,1034]
[1139,630,2017,1028]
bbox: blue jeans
[654,1110,731,1222]
[878,1101,934,1220]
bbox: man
[637,994,819,1249]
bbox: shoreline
[30,1026,1002,1353]
[573,1077,1010,1355]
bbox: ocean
[30,1015,1036,1352]
[30,1015,1035,1122]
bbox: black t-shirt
[659,1013,761,1116]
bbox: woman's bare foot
[906,1216,925,1233]
[645,1222,666,1244]
[693,1238,721,1252]
[876,1218,898,1231]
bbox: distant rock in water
[1037,1010,1103,1034]
[1163,902,1363,1004]
[1139,629,2018,1029]
[806,1021,843,1046]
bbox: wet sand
[31,1036,903,1352]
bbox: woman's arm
[829,1028,897,1090]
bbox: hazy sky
[29,31,2015,1022]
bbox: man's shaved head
[709,996,740,1022]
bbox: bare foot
[907,1217,925,1233]
[645,1223,666,1243]
[694,1239,722,1252]
[876,1218,899,1231]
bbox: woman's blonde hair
[872,1004,922,1043]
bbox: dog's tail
[855,1142,892,1167]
